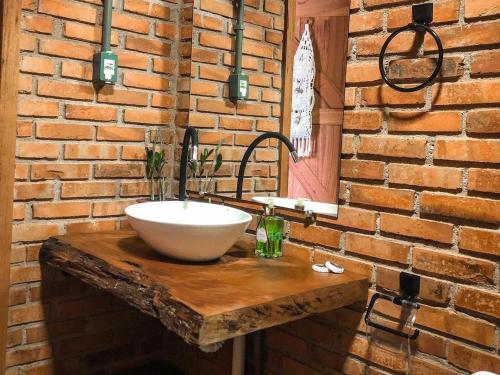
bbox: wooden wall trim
[279,0,296,197]
[0,0,22,371]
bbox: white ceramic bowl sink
[125,201,252,262]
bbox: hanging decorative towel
[291,24,316,158]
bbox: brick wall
[162,0,499,374]
[186,0,283,198]
[9,0,189,373]
[8,0,500,374]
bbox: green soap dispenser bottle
[255,199,284,258]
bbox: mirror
[186,0,351,218]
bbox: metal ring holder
[379,3,444,92]
[365,272,421,340]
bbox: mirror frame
[279,0,350,212]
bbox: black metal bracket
[365,272,421,340]
[379,2,443,92]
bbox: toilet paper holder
[365,272,421,340]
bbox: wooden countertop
[40,231,369,346]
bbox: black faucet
[179,127,198,201]
[236,132,299,199]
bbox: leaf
[214,153,223,173]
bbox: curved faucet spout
[179,127,198,201]
[236,132,299,199]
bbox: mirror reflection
[185,0,351,218]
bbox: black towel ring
[379,3,444,93]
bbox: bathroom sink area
[125,201,252,261]
[252,196,339,216]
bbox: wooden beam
[0,0,21,371]
[279,0,296,197]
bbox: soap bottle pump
[255,199,284,258]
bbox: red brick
[36,122,93,140]
[420,192,500,223]
[61,61,93,80]
[123,109,170,125]
[289,222,341,249]
[346,233,410,264]
[37,80,94,101]
[123,72,169,91]
[39,39,95,61]
[112,13,149,34]
[30,163,88,183]
[155,22,177,40]
[343,111,382,131]
[17,142,59,159]
[362,86,425,106]
[349,10,383,33]
[33,201,91,219]
[409,357,459,375]
[455,286,500,319]
[14,183,54,201]
[124,0,171,20]
[319,206,377,232]
[6,344,52,367]
[94,163,145,178]
[39,0,96,23]
[471,50,500,76]
[416,304,495,346]
[97,126,145,142]
[66,220,117,234]
[467,168,500,193]
[93,200,135,217]
[413,247,496,285]
[448,342,500,373]
[20,56,54,75]
[357,33,416,57]
[432,80,500,106]
[61,182,116,199]
[340,159,385,181]
[126,36,171,56]
[23,14,54,34]
[388,164,462,190]
[12,224,60,242]
[358,136,426,159]
[64,21,119,45]
[97,86,149,106]
[117,51,149,70]
[388,111,461,133]
[434,138,500,163]
[18,98,59,117]
[424,21,500,51]
[193,13,223,32]
[380,213,453,244]
[190,81,219,97]
[466,109,500,134]
[459,227,500,257]
[64,144,118,160]
[350,184,414,211]
[65,104,117,122]
[465,0,500,19]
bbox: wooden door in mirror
[281,0,350,214]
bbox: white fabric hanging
[290,24,316,158]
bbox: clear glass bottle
[255,200,284,258]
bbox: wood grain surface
[0,1,22,371]
[41,231,368,346]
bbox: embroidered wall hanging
[290,24,316,158]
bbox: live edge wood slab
[40,231,369,347]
